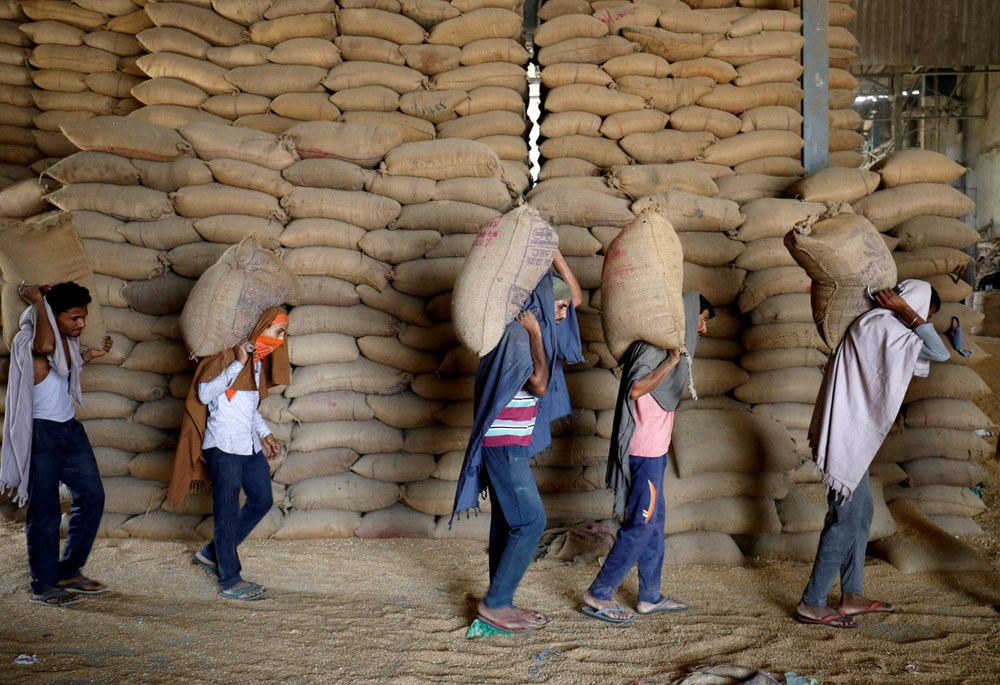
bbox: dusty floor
[0,338,998,685]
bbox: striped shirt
[483,390,539,447]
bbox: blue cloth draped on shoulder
[450,273,581,521]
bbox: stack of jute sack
[851,149,994,539]
[0,1,42,182]
[18,0,146,164]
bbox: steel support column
[801,0,829,173]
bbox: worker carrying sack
[784,210,897,350]
[452,204,558,357]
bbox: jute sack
[631,191,743,233]
[529,189,634,228]
[284,120,403,169]
[539,62,615,88]
[664,496,782,535]
[42,151,140,186]
[683,263,745,306]
[400,478,464,516]
[599,207,685,361]
[284,359,411,397]
[543,83,646,117]
[901,457,987,489]
[180,237,301,358]
[0,215,107,349]
[928,515,984,538]
[786,167,880,203]
[289,472,400,512]
[274,449,359,486]
[893,246,972,281]
[60,115,193,162]
[666,105,742,138]
[284,247,390,291]
[873,149,967,188]
[671,409,800,478]
[890,216,981,251]
[46,184,174,222]
[677,233,744,267]
[0,177,56,218]
[749,293,814,324]
[735,237,798,271]
[883,484,986,518]
[741,322,828,351]
[615,75,716,114]
[665,532,745,566]
[82,419,168,453]
[868,499,993,573]
[751,402,814,431]
[737,265,811,313]
[733,367,824,405]
[539,134,631,168]
[355,503,436,539]
[619,130,716,164]
[903,398,995,431]
[852,184,976,232]
[875,427,994,463]
[664,469,790,509]
[536,36,642,67]
[698,130,803,166]
[120,511,203,541]
[80,365,168,402]
[668,57,738,84]
[738,198,844,242]
[532,14,608,47]
[272,509,361,539]
[132,158,214,193]
[451,204,557,356]
[607,163,719,200]
[351,452,436,483]
[599,109,670,140]
[75,392,138,421]
[288,392,371,424]
[101,477,166,515]
[289,420,404,454]
[696,83,803,113]
[785,211,897,349]
[381,139,500,180]
[178,121,298,170]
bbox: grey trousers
[802,472,874,607]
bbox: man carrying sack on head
[2,282,113,607]
[168,307,289,602]
[582,293,714,625]
[795,279,949,629]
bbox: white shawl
[1,300,83,506]
[808,279,932,500]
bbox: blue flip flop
[193,551,219,577]
[581,604,636,625]
[220,581,268,601]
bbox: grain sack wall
[0,0,992,564]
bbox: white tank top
[32,368,75,422]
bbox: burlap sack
[451,204,557,356]
[785,211,897,349]
[599,207,685,361]
[180,237,301,358]
[0,215,107,349]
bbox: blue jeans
[199,447,273,590]
[802,473,874,607]
[482,445,546,609]
[26,419,105,595]
[588,455,667,605]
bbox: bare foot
[513,605,551,627]
[838,592,894,616]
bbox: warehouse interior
[0,0,998,682]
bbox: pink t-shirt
[627,392,675,458]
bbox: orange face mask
[254,335,284,360]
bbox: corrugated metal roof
[852,0,1000,67]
